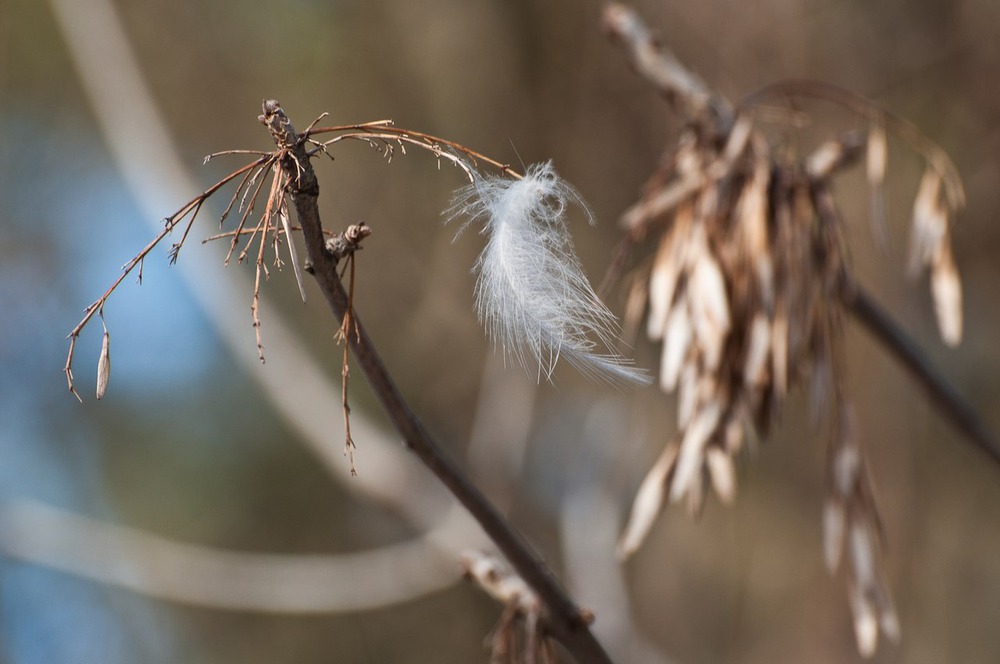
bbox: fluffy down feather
[447,161,649,386]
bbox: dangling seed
[849,582,879,657]
[907,168,945,277]
[670,399,722,503]
[96,328,111,400]
[743,312,772,388]
[823,498,846,571]
[866,122,887,187]
[647,204,693,340]
[931,244,963,346]
[660,300,692,391]
[705,446,736,504]
[618,442,680,559]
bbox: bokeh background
[2,0,999,662]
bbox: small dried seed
[931,245,963,346]
[823,499,846,572]
[618,443,680,559]
[96,328,111,400]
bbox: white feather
[447,161,649,386]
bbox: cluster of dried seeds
[609,43,964,654]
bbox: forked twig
[64,156,269,400]
[64,111,524,401]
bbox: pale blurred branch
[561,488,675,664]
[0,500,470,613]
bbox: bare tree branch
[602,2,732,140]
[260,100,613,664]
[841,280,1000,465]
[0,500,467,613]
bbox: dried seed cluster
[617,105,963,656]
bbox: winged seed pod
[824,404,900,655]
[447,161,649,386]
[908,168,963,346]
[96,325,111,400]
[617,115,913,654]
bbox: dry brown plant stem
[841,280,1000,465]
[260,101,611,664]
[330,223,370,477]
[338,254,357,474]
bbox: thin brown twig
[316,132,479,182]
[300,111,330,136]
[216,155,273,229]
[307,124,522,180]
[841,279,1000,466]
[226,161,274,265]
[64,158,266,400]
[337,251,359,475]
[237,166,282,264]
[166,198,204,265]
[248,166,288,363]
[201,225,335,243]
[205,148,272,160]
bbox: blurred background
[2,0,999,662]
